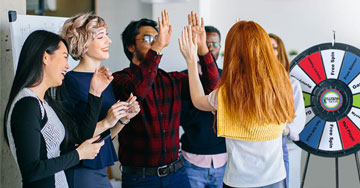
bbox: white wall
[1,0,25,187]
[206,0,360,61]
[97,0,152,72]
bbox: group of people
[3,9,305,188]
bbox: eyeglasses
[136,34,158,43]
[206,42,220,48]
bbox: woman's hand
[118,93,141,124]
[103,101,130,128]
[76,136,104,160]
[179,26,198,66]
[89,66,113,97]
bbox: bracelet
[119,118,130,125]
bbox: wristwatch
[119,118,130,125]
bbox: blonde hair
[61,13,107,60]
[218,21,295,126]
[269,33,290,72]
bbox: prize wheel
[290,42,360,157]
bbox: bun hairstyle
[61,12,107,60]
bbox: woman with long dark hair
[179,22,295,188]
[3,30,112,188]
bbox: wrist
[75,148,83,160]
[118,118,130,125]
[89,88,101,97]
[151,43,164,53]
[197,44,209,56]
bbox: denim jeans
[183,157,226,188]
[282,136,289,188]
[121,165,191,188]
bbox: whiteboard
[8,11,78,73]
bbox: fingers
[187,26,192,44]
[191,11,196,26]
[158,17,162,29]
[195,13,200,27]
[87,136,101,143]
[200,17,204,28]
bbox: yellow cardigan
[217,87,285,141]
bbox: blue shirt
[62,71,118,169]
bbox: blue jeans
[121,166,191,188]
[282,136,289,188]
[183,158,226,188]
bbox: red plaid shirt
[112,49,219,167]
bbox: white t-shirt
[208,89,285,187]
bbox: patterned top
[6,88,101,187]
[112,49,219,167]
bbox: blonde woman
[179,22,295,188]
[60,13,140,187]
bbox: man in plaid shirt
[112,10,219,188]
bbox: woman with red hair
[179,21,295,188]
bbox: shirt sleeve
[198,52,220,93]
[208,89,219,111]
[287,78,306,141]
[112,49,162,101]
[10,97,80,183]
[76,94,102,141]
[60,78,102,143]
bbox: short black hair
[121,18,158,61]
[205,25,221,42]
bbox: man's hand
[188,11,208,56]
[151,9,172,53]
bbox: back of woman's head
[269,33,290,72]
[61,12,107,60]
[219,21,295,126]
[4,30,68,144]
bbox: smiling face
[43,41,69,87]
[85,27,112,62]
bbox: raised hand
[76,136,104,160]
[151,9,173,53]
[179,26,198,66]
[89,65,113,97]
[188,11,207,55]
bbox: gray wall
[0,0,25,187]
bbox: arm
[188,11,220,93]
[10,98,80,183]
[284,79,306,141]
[179,26,215,112]
[112,50,161,101]
[113,9,172,101]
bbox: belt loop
[142,168,145,178]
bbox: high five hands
[188,11,208,56]
[179,26,198,66]
[151,9,172,53]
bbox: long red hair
[218,21,295,126]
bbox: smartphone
[94,129,111,143]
